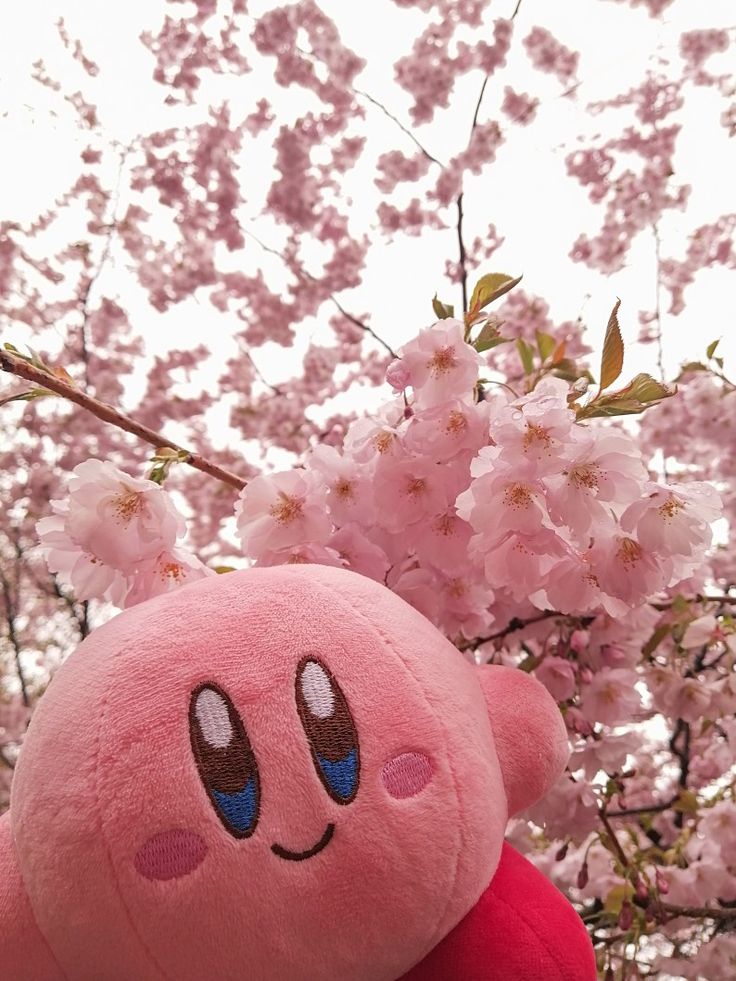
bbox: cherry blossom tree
[2,1,736,977]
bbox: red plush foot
[402,843,596,981]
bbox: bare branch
[244,229,398,359]
[353,88,444,168]
[330,297,398,360]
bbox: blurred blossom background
[2,2,736,978]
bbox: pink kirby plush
[0,564,595,980]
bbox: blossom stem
[0,348,247,491]
[599,808,630,870]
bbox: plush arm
[476,664,569,816]
[0,811,66,981]
[401,843,596,980]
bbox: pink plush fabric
[1,565,583,980]
[0,813,65,980]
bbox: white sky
[1,0,735,427]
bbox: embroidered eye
[296,658,360,805]
[188,683,260,839]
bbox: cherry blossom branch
[652,223,666,383]
[456,193,469,313]
[0,565,30,707]
[78,146,130,388]
[244,229,398,358]
[0,348,247,491]
[599,807,630,870]
[353,88,443,167]
[660,903,736,923]
[459,610,562,650]
[330,297,398,359]
[607,797,678,818]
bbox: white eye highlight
[195,687,234,748]
[300,660,336,719]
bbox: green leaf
[214,565,236,574]
[577,373,675,420]
[536,331,556,362]
[432,295,454,320]
[600,299,624,392]
[0,386,56,408]
[474,319,508,353]
[706,339,720,360]
[628,373,676,403]
[603,883,634,915]
[643,624,671,658]
[551,358,585,383]
[516,338,535,375]
[679,361,706,376]
[468,273,522,316]
[673,789,699,815]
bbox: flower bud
[577,862,589,889]
[618,899,634,931]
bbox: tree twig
[0,348,247,491]
[78,146,130,388]
[607,797,678,818]
[244,229,398,359]
[0,565,30,707]
[354,88,444,167]
[660,903,736,922]
[459,610,561,651]
[599,807,630,870]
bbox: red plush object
[403,843,596,981]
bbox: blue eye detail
[189,683,261,839]
[212,777,258,834]
[317,748,358,802]
[296,658,360,805]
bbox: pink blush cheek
[134,829,208,882]
[381,752,433,799]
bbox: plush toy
[0,564,596,981]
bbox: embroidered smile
[271,823,335,862]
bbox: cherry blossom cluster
[36,459,212,609]
[234,319,720,640]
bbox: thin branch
[0,566,30,707]
[78,147,130,388]
[353,89,443,167]
[651,594,736,610]
[599,808,630,869]
[652,223,666,383]
[0,348,246,491]
[244,229,398,359]
[661,903,736,923]
[511,0,524,19]
[456,193,469,314]
[459,610,561,651]
[330,297,398,359]
[607,797,678,819]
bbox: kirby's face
[11,565,507,981]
